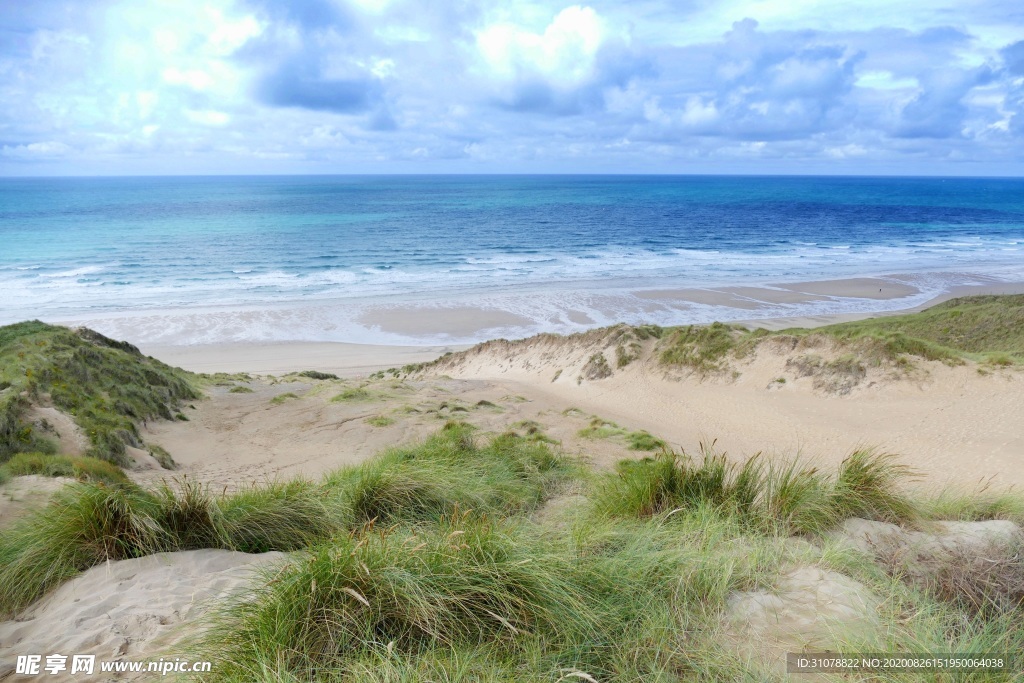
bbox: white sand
[0,550,285,681]
[139,341,468,376]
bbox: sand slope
[129,326,1024,492]
[425,328,1024,489]
[0,550,284,681]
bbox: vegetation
[270,392,299,405]
[296,370,340,381]
[0,321,199,466]
[651,295,1024,379]
[0,452,128,485]
[332,387,372,402]
[0,423,570,617]
[578,352,612,382]
[0,416,1021,681]
[365,415,394,427]
[593,447,916,535]
[578,418,667,451]
[658,322,764,374]
[820,294,1024,363]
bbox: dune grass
[203,508,790,682]
[0,452,129,485]
[0,477,334,615]
[822,294,1024,362]
[578,418,667,451]
[649,295,1024,381]
[324,422,570,526]
[332,387,373,402]
[0,321,200,466]
[0,423,570,617]
[3,416,1022,681]
[593,447,917,535]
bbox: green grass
[820,294,1024,362]
[658,322,763,374]
[270,392,299,405]
[0,452,129,485]
[3,417,1023,681]
[578,418,667,451]
[324,422,570,526]
[332,387,372,402]
[365,415,394,427]
[296,370,340,380]
[593,447,918,535]
[0,423,569,617]
[0,321,200,466]
[0,477,333,616]
[203,511,786,682]
[228,386,254,394]
[649,295,1024,380]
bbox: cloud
[633,19,861,140]
[1003,40,1024,76]
[0,0,1022,174]
[474,5,647,114]
[893,67,994,138]
[256,61,382,113]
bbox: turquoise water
[1,175,1022,343]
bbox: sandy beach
[120,277,1024,494]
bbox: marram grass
[3,420,1024,681]
[0,423,570,616]
[592,446,918,535]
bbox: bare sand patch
[775,277,918,300]
[0,550,284,681]
[357,305,533,338]
[0,476,74,530]
[140,341,466,376]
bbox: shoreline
[138,277,1024,375]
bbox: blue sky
[1,0,1022,175]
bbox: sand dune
[0,550,284,681]
[129,323,1024,492]
[425,328,1024,489]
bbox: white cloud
[162,67,215,91]
[476,5,607,87]
[856,70,918,89]
[0,0,1021,174]
[184,109,230,126]
[2,141,73,159]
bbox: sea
[2,175,1023,345]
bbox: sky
[1,0,1022,176]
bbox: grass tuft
[593,446,917,535]
[0,452,129,485]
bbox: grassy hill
[0,321,199,466]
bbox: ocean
[2,175,1023,345]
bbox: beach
[138,275,1024,373]
[107,276,1022,496]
